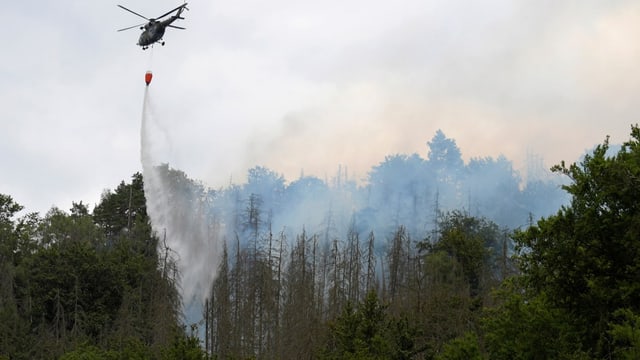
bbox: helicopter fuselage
[137,21,167,47]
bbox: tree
[427,130,464,171]
[0,174,200,359]
[160,325,206,360]
[93,173,149,244]
[482,279,588,360]
[464,156,525,228]
[345,217,363,304]
[364,231,377,293]
[0,195,31,358]
[367,154,429,237]
[320,290,420,359]
[386,226,410,305]
[433,212,500,298]
[281,230,321,358]
[436,332,484,360]
[514,125,640,356]
[207,240,232,358]
[608,309,640,360]
[244,166,285,216]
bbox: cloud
[2,0,640,214]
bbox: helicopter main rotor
[117,3,188,32]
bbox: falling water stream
[140,86,220,324]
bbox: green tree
[436,332,484,360]
[161,325,206,360]
[321,291,420,359]
[0,174,196,359]
[514,125,640,356]
[429,212,503,298]
[59,345,119,360]
[482,279,588,360]
[411,213,503,354]
[417,249,470,353]
[608,309,640,360]
[0,195,31,358]
[93,173,151,248]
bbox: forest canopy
[3,128,640,359]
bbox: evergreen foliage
[320,291,420,360]
[4,128,640,358]
[0,174,204,359]
[508,126,640,357]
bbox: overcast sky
[2,0,639,214]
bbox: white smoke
[140,87,220,306]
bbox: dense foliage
[202,126,640,359]
[498,126,640,358]
[0,174,204,359]
[3,127,640,359]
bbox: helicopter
[117,3,188,50]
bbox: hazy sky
[2,0,639,214]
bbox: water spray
[140,77,221,329]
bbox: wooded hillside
[2,127,640,359]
